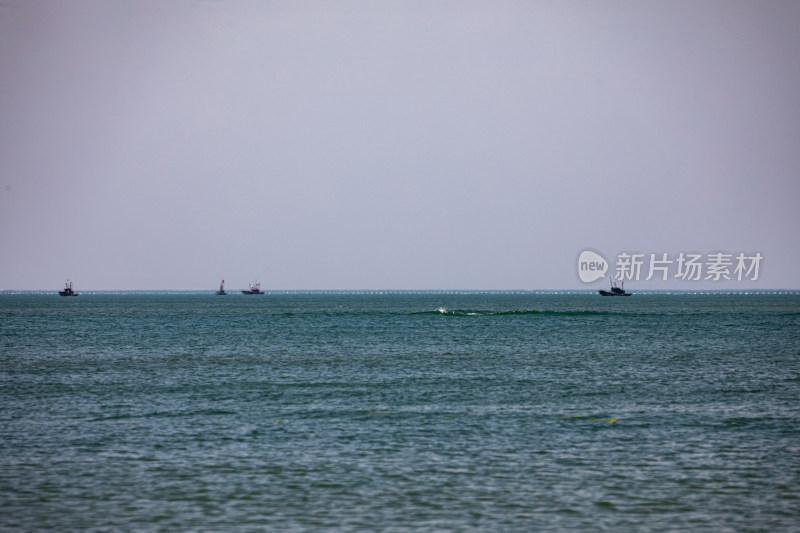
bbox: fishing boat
[216,279,226,295]
[58,279,79,296]
[599,280,631,296]
[241,281,264,295]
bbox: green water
[1,291,799,531]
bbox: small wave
[418,308,616,317]
[92,409,238,421]
[550,414,618,423]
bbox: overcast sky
[1,1,798,290]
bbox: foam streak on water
[1,292,799,531]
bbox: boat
[216,279,226,295]
[58,279,79,296]
[241,281,264,295]
[599,280,631,296]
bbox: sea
[1,290,799,532]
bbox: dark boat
[241,281,264,295]
[216,279,226,295]
[59,279,79,296]
[599,280,631,296]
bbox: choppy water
[1,291,799,531]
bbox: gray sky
[1,1,799,290]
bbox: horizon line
[3,288,799,294]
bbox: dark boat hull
[241,290,264,295]
[58,291,78,296]
[216,291,226,295]
[598,290,630,296]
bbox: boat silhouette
[599,280,631,296]
[241,282,264,295]
[59,279,79,296]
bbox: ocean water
[1,291,799,532]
